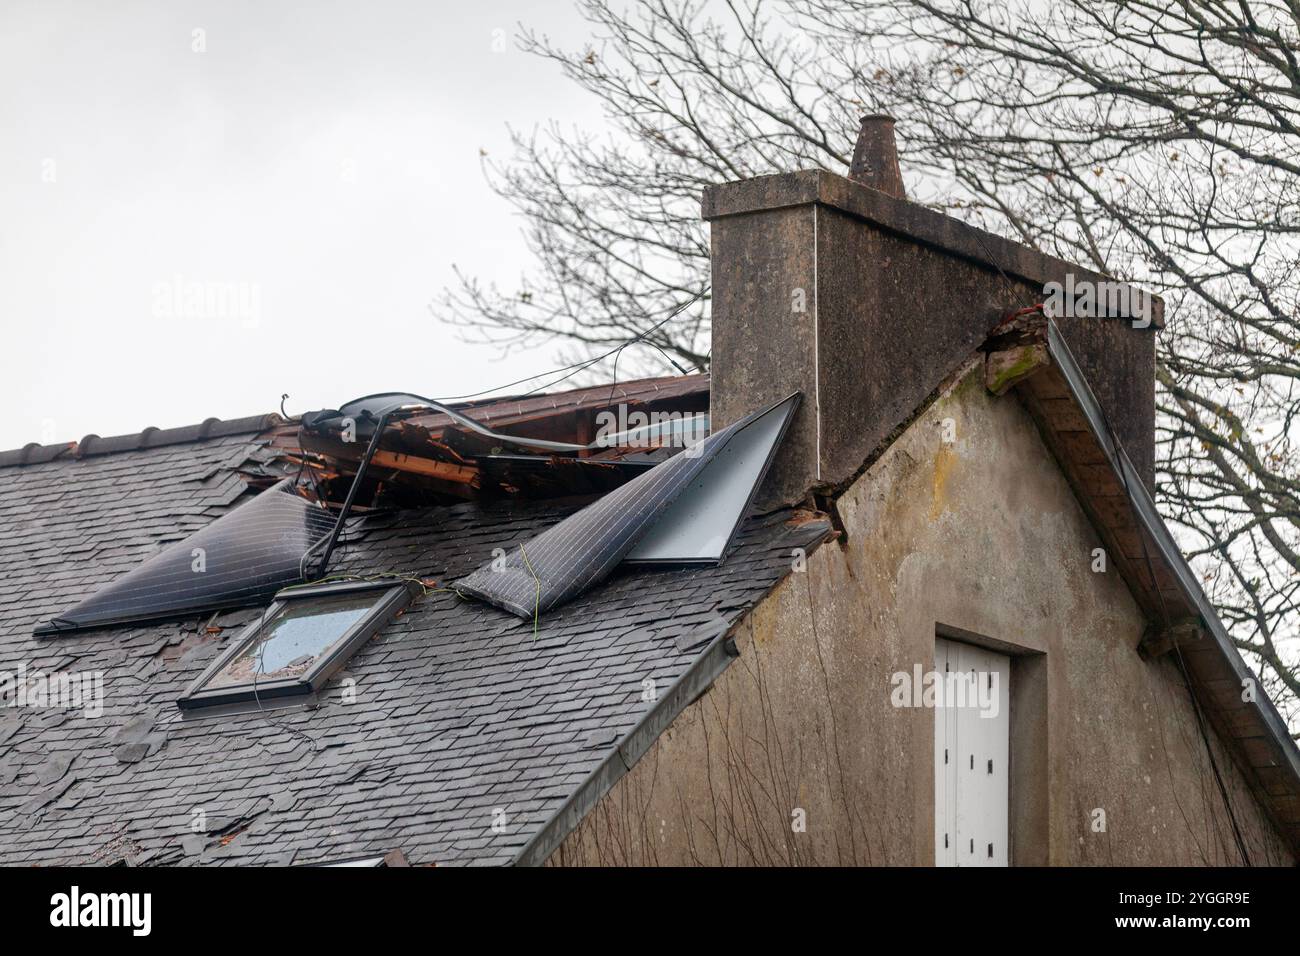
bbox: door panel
[935,637,1010,866]
[933,639,958,865]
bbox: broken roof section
[456,394,798,618]
[31,381,786,630]
[14,375,714,636]
[269,374,710,507]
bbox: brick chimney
[703,117,1157,507]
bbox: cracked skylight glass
[178,580,417,711]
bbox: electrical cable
[432,289,707,403]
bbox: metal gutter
[1045,320,1300,784]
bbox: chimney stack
[701,122,1156,508]
[848,115,906,199]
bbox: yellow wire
[517,544,542,640]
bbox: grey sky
[0,0,604,449]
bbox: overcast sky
[0,0,605,449]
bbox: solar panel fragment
[456,393,798,618]
[35,480,336,634]
[625,394,792,563]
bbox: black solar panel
[457,394,798,619]
[35,480,337,635]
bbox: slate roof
[0,414,829,866]
[0,413,283,467]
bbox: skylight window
[178,580,417,711]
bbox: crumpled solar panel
[456,394,799,619]
[35,480,337,635]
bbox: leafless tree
[438,0,1300,727]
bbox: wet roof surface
[0,422,826,865]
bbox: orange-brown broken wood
[367,450,479,485]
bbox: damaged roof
[4,332,1297,861]
[0,379,828,865]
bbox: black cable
[440,350,612,402]
[515,350,622,399]
[606,345,624,408]
[435,290,707,402]
[308,407,398,579]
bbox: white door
[934,637,1010,866]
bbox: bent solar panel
[35,480,337,635]
[456,393,799,619]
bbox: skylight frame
[177,579,417,711]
